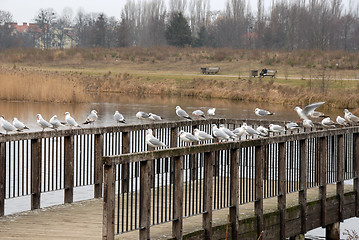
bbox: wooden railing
[1,118,278,216]
[102,127,359,240]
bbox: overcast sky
[1,0,353,24]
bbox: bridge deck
[0,184,352,240]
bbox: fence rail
[103,127,359,240]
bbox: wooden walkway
[0,184,352,240]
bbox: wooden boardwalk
[0,184,353,240]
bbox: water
[1,93,357,237]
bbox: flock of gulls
[145,102,359,149]
[1,102,359,150]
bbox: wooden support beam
[94,134,103,198]
[337,135,344,222]
[172,155,183,239]
[0,142,5,216]
[255,145,264,238]
[319,137,327,227]
[299,139,307,233]
[64,135,74,204]
[139,160,152,240]
[354,133,359,217]
[121,132,130,193]
[170,127,178,148]
[278,142,286,240]
[31,138,41,210]
[203,151,214,240]
[102,164,115,240]
[230,148,240,240]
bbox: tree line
[0,0,358,51]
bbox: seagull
[256,126,269,136]
[0,116,20,134]
[321,117,336,128]
[344,109,359,125]
[176,106,192,120]
[302,119,314,129]
[211,124,229,142]
[194,129,213,142]
[232,126,245,140]
[36,114,53,132]
[255,108,275,117]
[83,110,97,125]
[207,108,216,116]
[192,110,206,119]
[294,102,325,123]
[219,124,236,139]
[13,118,29,131]
[114,111,126,125]
[309,111,328,119]
[336,116,348,127]
[178,130,199,145]
[50,115,64,130]
[269,124,284,134]
[242,123,264,138]
[136,111,149,120]
[285,122,300,133]
[65,112,81,129]
[148,113,163,121]
[145,129,167,149]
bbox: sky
[1,0,353,24]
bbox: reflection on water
[0,93,345,132]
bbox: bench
[260,69,277,78]
[201,67,220,74]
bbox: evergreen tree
[165,12,192,47]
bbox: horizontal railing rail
[102,126,359,240]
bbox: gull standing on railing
[65,112,81,129]
[194,128,213,143]
[179,130,199,146]
[13,117,29,131]
[207,108,216,117]
[114,111,126,125]
[344,109,359,125]
[148,113,163,121]
[0,116,20,134]
[83,110,98,125]
[145,129,167,150]
[212,124,230,142]
[36,114,53,132]
[176,106,192,120]
[192,110,206,120]
[255,108,275,117]
[50,115,65,131]
[336,116,348,127]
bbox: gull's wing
[302,102,325,116]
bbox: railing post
[64,135,74,204]
[170,127,178,148]
[140,159,152,240]
[172,155,183,239]
[121,132,130,193]
[354,133,359,217]
[278,142,286,240]
[203,151,214,239]
[319,137,327,227]
[31,138,41,210]
[299,139,307,233]
[337,135,344,222]
[230,149,239,240]
[94,133,104,198]
[103,163,115,240]
[0,142,5,216]
[255,145,264,238]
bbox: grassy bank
[1,47,359,110]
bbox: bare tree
[34,8,57,49]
